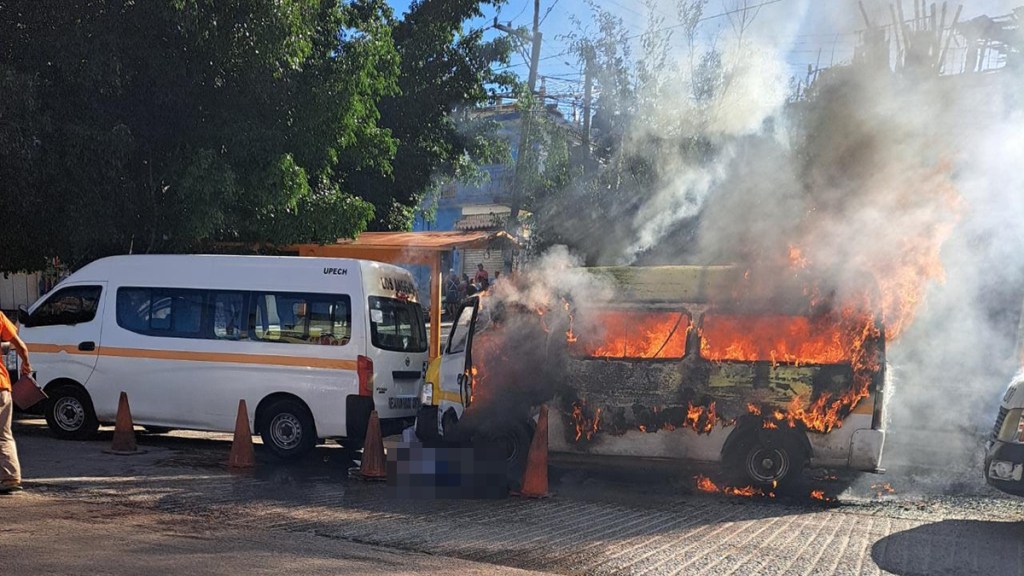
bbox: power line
[539,0,562,26]
[505,0,531,25]
[623,0,787,41]
[497,0,792,72]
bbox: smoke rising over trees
[517,0,1024,482]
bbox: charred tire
[258,399,316,460]
[415,405,441,443]
[44,385,99,440]
[726,429,807,491]
[471,418,534,493]
[441,408,461,444]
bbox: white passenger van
[17,255,428,458]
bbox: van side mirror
[17,305,30,326]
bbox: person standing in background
[473,263,489,286]
[0,310,32,494]
[444,270,460,318]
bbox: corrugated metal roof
[454,214,502,231]
[331,230,516,250]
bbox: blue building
[413,103,521,280]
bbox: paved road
[4,494,549,576]
[8,417,1024,576]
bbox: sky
[386,0,1020,118]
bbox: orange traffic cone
[104,391,146,455]
[228,399,255,470]
[516,405,551,498]
[351,410,387,481]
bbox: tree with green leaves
[0,0,398,272]
[355,0,518,230]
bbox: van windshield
[368,296,427,353]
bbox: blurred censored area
[388,443,509,499]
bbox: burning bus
[417,264,888,490]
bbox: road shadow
[18,413,1024,576]
[15,412,873,508]
[871,519,1024,576]
[12,415,361,488]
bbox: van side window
[250,292,351,345]
[27,285,102,327]
[117,288,205,338]
[212,292,246,340]
[369,296,428,353]
[447,304,475,355]
[572,310,690,359]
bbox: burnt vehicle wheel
[726,429,807,491]
[441,408,461,444]
[44,385,100,440]
[472,418,535,492]
[415,405,441,443]
[259,399,317,459]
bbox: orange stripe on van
[31,344,86,355]
[32,343,356,371]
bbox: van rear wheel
[44,385,99,440]
[259,399,316,459]
[725,429,806,492]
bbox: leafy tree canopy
[0,0,398,271]
[354,0,518,230]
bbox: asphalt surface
[7,416,1024,576]
[5,494,553,576]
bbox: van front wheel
[44,385,99,440]
[259,399,316,460]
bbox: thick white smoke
[529,1,1024,486]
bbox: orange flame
[747,403,762,416]
[699,313,874,366]
[683,402,720,434]
[724,485,764,497]
[563,299,578,343]
[809,490,834,502]
[695,475,771,498]
[698,309,880,433]
[571,402,601,442]
[468,366,478,405]
[696,475,719,493]
[576,306,881,433]
[576,310,689,359]
[788,245,809,269]
[871,483,896,498]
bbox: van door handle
[78,341,96,352]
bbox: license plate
[388,397,421,410]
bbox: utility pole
[582,47,593,152]
[496,0,542,235]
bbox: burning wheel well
[722,417,812,489]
